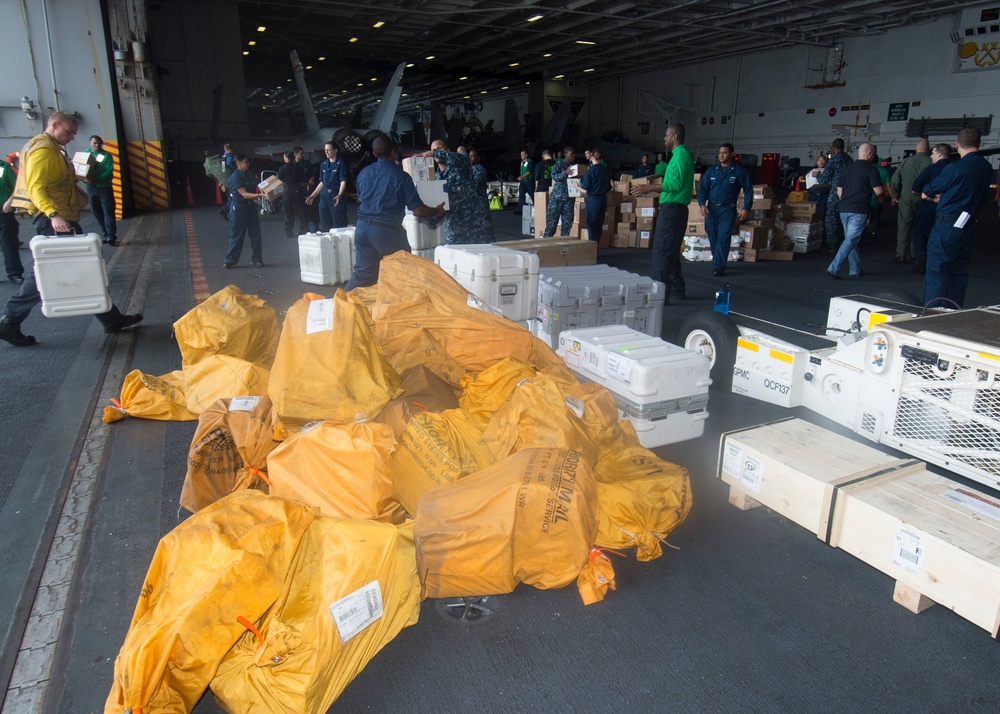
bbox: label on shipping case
[606,352,634,384]
[722,442,743,477]
[306,298,335,334]
[740,455,763,493]
[228,396,261,412]
[329,580,384,643]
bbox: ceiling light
[543,53,552,57]
[525,81,530,84]
[501,86,509,90]
[371,77,378,81]
[373,21,385,28]
[402,93,408,97]
[464,95,470,99]
[509,62,519,67]
[553,74,564,79]
[425,55,435,60]
[406,62,415,67]
[248,41,256,46]
[342,89,348,93]
[318,56,326,61]
[527,14,543,22]
[460,76,468,80]
[584,68,595,72]
[242,51,249,56]
[306,65,313,69]
[358,83,364,86]
[480,90,487,94]
[257,26,266,32]
[286,78,292,82]
[349,37,359,43]
[575,40,596,45]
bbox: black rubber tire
[679,310,741,390]
[866,288,922,308]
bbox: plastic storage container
[537,265,665,348]
[298,229,354,285]
[403,214,445,251]
[557,325,712,447]
[434,244,540,322]
[30,233,111,317]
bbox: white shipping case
[414,180,450,210]
[557,325,711,447]
[521,205,534,236]
[434,244,540,322]
[30,233,111,317]
[403,213,445,251]
[298,229,354,285]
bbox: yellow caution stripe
[769,348,794,364]
[737,337,759,352]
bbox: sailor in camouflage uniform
[428,140,492,244]
[468,149,495,242]
[543,146,577,237]
[816,138,853,252]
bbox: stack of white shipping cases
[535,265,665,349]
[433,244,539,323]
[557,325,711,447]
[298,228,355,285]
[403,214,445,260]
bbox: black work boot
[0,317,37,347]
[96,306,144,334]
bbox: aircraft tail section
[369,62,406,133]
[291,49,321,138]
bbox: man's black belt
[711,203,737,207]
[357,216,402,231]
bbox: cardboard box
[258,175,285,200]
[567,177,584,198]
[415,180,450,210]
[639,235,652,249]
[756,248,794,261]
[72,151,96,181]
[534,192,548,237]
[402,156,436,182]
[751,198,774,211]
[619,173,633,181]
[637,216,656,231]
[607,190,623,206]
[688,200,703,221]
[572,203,586,226]
[566,163,589,179]
[614,181,631,194]
[752,184,773,199]
[632,174,662,186]
[739,226,770,249]
[620,202,635,214]
[494,237,597,266]
[783,202,820,218]
[616,222,634,234]
[638,206,658,219]
[685,221,708,238]
[639,229,653,244]
[635,197,657,208]
[612,233,631,248]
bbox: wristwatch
[48,211,59,218]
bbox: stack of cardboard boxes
[775,199,824,254]
[611,174,662,248]
[533,163,642,247]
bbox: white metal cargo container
[30,233,112,317]
[298,229,353,285]
[557,325,711,447]
[403,214,445,251]
[434,244,539,322]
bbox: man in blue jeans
[826,143,883,279]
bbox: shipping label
[329,580,384,643]
[306,298,335,334]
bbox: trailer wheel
[679,310,740,389]
[867,288,922,308]
[434,595,500,625]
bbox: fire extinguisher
[794,176,804,191]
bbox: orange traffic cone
[185,176,195,206]
[215,182,224,205]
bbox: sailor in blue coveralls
[697,143,752,276]
[919,127,994,308]
[542,146,578,237]
[305,141,348,230]
[577,148,611,241]
[225,153,264,268]
[344,135,445,291]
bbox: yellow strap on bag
[101,369,198,423]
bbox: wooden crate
[717,418,918,539]
[831,468,1000,637]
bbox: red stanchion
[185,176,195,206]
[215,182,224,205]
